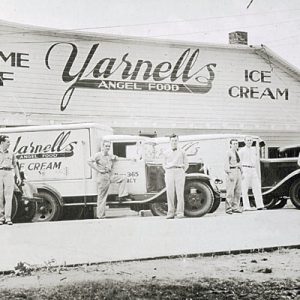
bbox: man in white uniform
[239,136,265,211]
[163,134,189,219]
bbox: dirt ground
[0,247,299,299]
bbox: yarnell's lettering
[45,43,217,111]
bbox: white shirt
[238,147,257,167]
[163,148,189,171]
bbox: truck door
[109,140,147,194]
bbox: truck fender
[262,169,300,196]
[185,173,219,194]
[34,183,64,207]
[185,173,211,181]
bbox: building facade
[0,20,299,155]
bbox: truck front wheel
[208,196,221,213]
[290,179,300,209]
[11,195,19,222]
[184,181,214,217]
[32,190,62,222]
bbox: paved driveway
[1,207,299,272]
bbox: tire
[184,181,214,217]
[150,201,167,216]
[263,195,278,209]
[290,179,300,209]
[11,194,19,221]
[13,201,37,223]
[208,196,221,214]
[272,198,287,209]
[32,190,62,222]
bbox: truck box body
[1,123,113,197]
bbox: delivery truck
[151,134,300,212]
[0,123,220,221]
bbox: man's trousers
[225,168,242,212]
[0,170,14,222]
[165,168,186,217]
[96,173,128,218]
[241,167,264,209]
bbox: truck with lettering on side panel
[1,123,220,222]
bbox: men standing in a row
[224,139,243,214]
[0,135,21,225]
[239,136,265,211]
[163,134,189,219]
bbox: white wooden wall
[0,21,299,148]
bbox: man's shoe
[226,210,233,214]
[176,214,185,219]
[166,215,175,219]
[6,221,13,225]
[232,209,242,213]
[243,207,256,211]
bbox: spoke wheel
[32,190,62,222]
[263,195,278,209]
[184,181,214,217]
[150,201,167,216]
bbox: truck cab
[103,135,220,217]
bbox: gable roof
[0,18,299,81]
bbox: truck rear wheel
[184,181,214,217]
[150,201,167,216]
[263,195,278,209]
[272,198,287,209]
[32,190,62,222]
[290,179,300,209]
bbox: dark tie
[235,151,240,163]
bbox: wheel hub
[186,193,202,208]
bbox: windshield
[143,142,157,161]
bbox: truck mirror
[259,141,266,147]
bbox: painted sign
[45,43,217,111]
[228,69,288,100]
[8,129,90,181]
[0,23,297,131]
